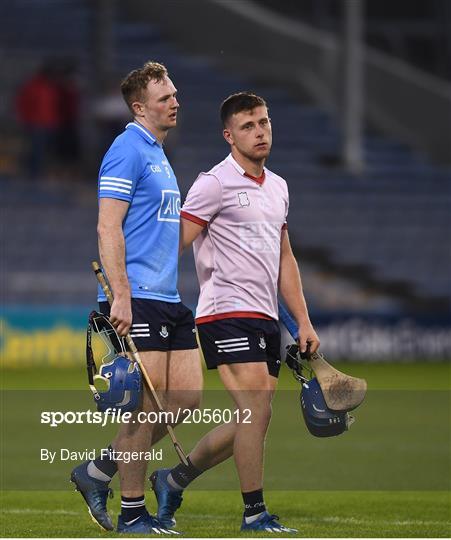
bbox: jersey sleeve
[181,173,222,227]
[282,179,289,230]
[98,143,142,203]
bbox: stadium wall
[128,0,451,164]
[2,307,450,367]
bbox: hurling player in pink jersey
[150,92,319,533]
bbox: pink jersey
[181,154,288,322]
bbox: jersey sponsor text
[239,222,280,253]
[158,190,181,222]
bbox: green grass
[2,361,450,390]
[1,363,450,537]
[1,490,449,537]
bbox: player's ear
[223,128,233,145]
[131,101,144,117]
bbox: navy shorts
[99,299,198,352]
[196,317,282,378]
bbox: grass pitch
[1,363,450,537]
[1,490,449,537]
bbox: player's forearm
[278,251,312,329]
[180,217,204,255]
[98,224,131,300]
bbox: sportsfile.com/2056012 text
[40,408,252,428]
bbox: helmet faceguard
[86,311,142,413]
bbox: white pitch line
[1,509,449,528]
[1,509,82,516]
[299,515,449,527]
[181,513,449,527]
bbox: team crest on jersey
[161,160,171,178]
[238,192,250,207]
[258,336,266,350]
[158,190,181,222]
[159,325,169,338]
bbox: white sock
[245,511,265,524]
[87,461,112,482]
[167,473,184,491]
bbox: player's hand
[109,296,132,336]
[298,321,320,355]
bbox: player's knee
[179,389,202,414]
[243,399,272,429]
[260,401,272,427]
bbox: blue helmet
[285,344,354,437]
[87,311,142,414]
[94,355,142,413]
[301,378,354,437]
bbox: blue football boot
[117,510,180,535]
[241,511,298,533]
[150,468,183,529]
[70,461,114,531]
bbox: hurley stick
[278,301,367,412]
[92,261,189,466]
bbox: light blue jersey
[97,122,180,302]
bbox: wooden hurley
[278,301,367,412]
[92,261,189,466]
[307,351,367,412]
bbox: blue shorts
[196,317,281,378]
[99,299,198,352]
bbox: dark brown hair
[121,61,168,113]
[220,92,267,126]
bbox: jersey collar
[226,153,266,185]
[126,121,158,145]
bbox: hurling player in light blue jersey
[71,62,202,535]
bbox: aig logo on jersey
[158,190,181,222]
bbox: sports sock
[242,488,266,522]
[88,445,118,481]
[120,495,146,523]
[167,456,202,490]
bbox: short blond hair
[121,61,168,113]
